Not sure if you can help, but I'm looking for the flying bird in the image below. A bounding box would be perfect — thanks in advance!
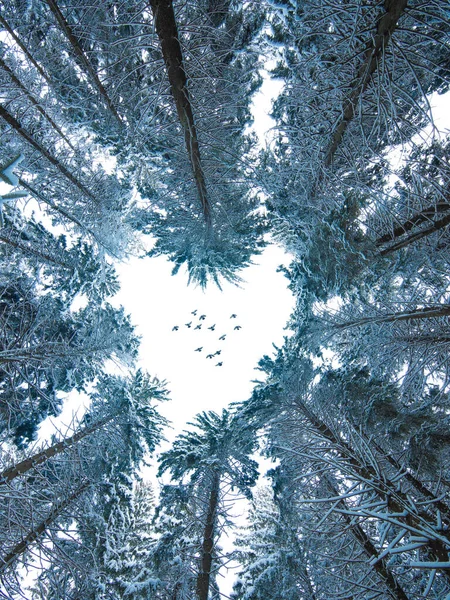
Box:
[214,350,222,356]
[199,314,206,321]
[191,309,198,316]
[194,324,202,330]
[219,334,226,341]
[172,326,179,331]
[208,324,216,331]
[195,347,203,352]
[206,353,214,359]
[234,325,242,330]
[216,362,223,367]
[230,314,237,319]
[185,322,192,328]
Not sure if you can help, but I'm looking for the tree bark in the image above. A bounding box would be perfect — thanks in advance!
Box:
[0,229,73,269]
[0,104,95,200]
[379,212,450,255]
[0,15,51,85]
[324,0,408,167]
[294,398,450,575]
[376,201,450,246]
[196,469,220,600]
[323,474,410,600]
[332,305,450,330]
[0,415,113,484]
[370,438,450,528]
[149,0,211,226]
[0,57,74,149]
[44,0,122,124]
[18,178,104,248]
[0,480,89,573]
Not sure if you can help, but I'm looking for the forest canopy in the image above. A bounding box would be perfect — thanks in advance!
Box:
[1,0,450,598]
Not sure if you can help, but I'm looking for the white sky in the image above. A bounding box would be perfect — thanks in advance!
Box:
[112,243,295,438]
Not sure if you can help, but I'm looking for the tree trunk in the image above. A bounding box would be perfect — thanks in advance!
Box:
[376,201,450,246]
[0,57,74,149]
[331,305,450,330]
[323,474,410,600]
[196,469,220,600]
[44,0,122,124]
[293,397,450,575]
[0,415,114,484]
[0,229,73,269]
[369,437,450,528]
[0,104,95,200]
[149,0,211,226]
[0,480,90,573]
[18,178,104,248]
[0,15,51,85]
[379,212,450,255]
[324,0,408,167]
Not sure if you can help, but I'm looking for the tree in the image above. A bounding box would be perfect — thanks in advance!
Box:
[232,485,317,600]
[0,371,168,598]
[158,410,259,600]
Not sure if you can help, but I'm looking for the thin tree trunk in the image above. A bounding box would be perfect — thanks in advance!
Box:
[379,212,450,255]
[324,0,408,167]
[0,57,74,149]
[323,474,410,600]
[332,305,450,330]
[0,15,51,85]
[196,469,220,600]
[18,178,103,248]
[376,201,450,246]
[0,104,95,200]
[0,230,73,269]
[370,438,450,528]
[0,480,90,573]
[44,0,122,124]
[149,0,211,226]
[293,398,450,574]
[0,415,114,484]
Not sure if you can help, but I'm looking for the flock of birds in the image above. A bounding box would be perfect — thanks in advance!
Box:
[172,310,242,367]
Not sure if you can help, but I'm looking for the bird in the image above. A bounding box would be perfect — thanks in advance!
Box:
[234,325,242,330]
[230,314,237,319]
[172,325,179,331]
[208,324,216,331]
[191,309,198,316]
[185,322,192,328]
[219,334,226,341]
[199,314,206,321]
[194,324,202,330]
[195,347,203,352]
[206,353,214,359]
[214,350,222,356]
[216,362,223,367]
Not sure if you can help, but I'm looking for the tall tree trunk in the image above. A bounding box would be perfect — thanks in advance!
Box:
[0,480,89,573]
[323,474,411,600]
[1,415,114,484]
[379,212,450,255]
[44,0,122,124]
[149,0,211,226]
[376,200,450,246]
[0,104,95,200]
[293,397,450,575]
[18,178,106,250]
[0,15,51,85]
[0,229,72,269]
[196,469,220,600]
[331,305,450,330]
[324,0,408,167]
[0,57,74,149]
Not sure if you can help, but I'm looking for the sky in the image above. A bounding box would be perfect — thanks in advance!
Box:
[112,242,295,440]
